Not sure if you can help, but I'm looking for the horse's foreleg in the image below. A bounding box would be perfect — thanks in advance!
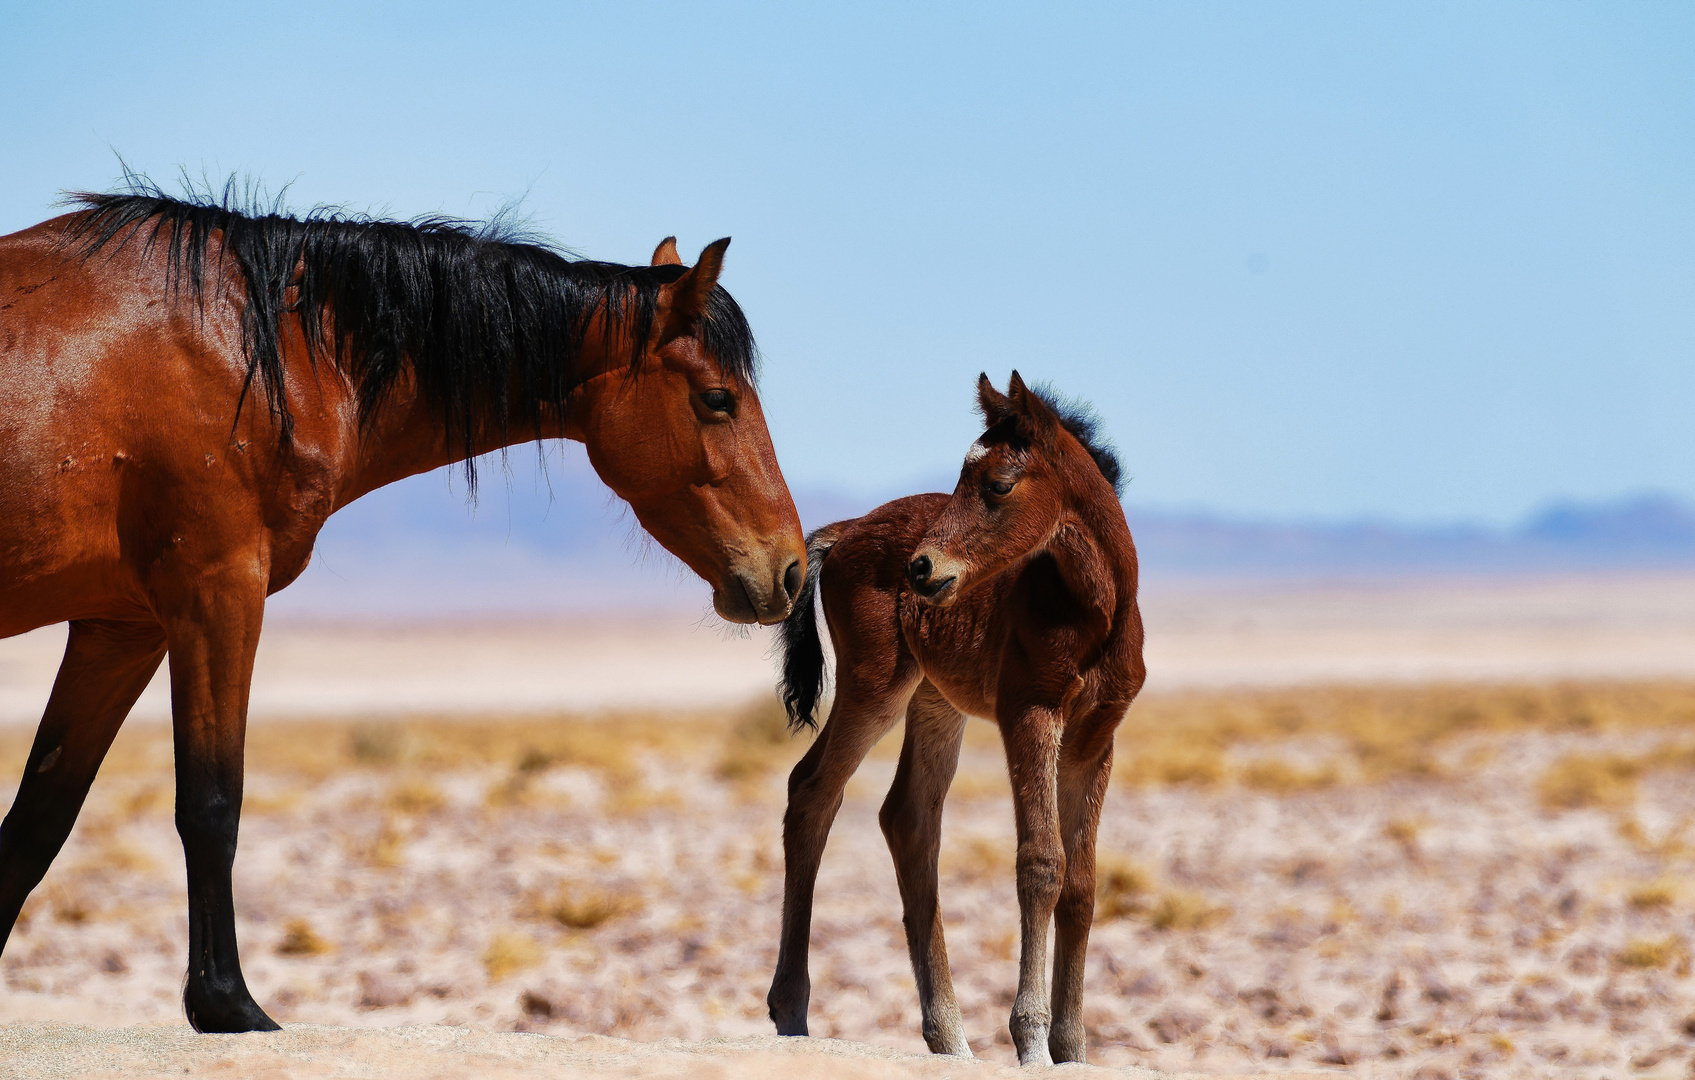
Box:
[1000,705,1064,1066]
[1048,737,1114,1064]
[0,620,167,946]
[768,673,915,1037]
[879,682,970,1056]
[159,567,278,1033]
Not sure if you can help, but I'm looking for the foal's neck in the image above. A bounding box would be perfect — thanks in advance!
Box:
[1043,484,1137,640]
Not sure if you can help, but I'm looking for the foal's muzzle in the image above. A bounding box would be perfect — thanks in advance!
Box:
[907,553,957,604]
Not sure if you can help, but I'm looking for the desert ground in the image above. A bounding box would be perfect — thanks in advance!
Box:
[1,572,1694,1078]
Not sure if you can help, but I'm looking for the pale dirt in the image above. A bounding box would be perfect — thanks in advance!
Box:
[0,1022,1330,1079]
[6,708,1695,1076]
[0,1023,1180,1080]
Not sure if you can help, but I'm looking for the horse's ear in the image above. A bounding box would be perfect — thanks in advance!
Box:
[977,372,1015,425]
[651,236,682,266]
[660,237,730,340]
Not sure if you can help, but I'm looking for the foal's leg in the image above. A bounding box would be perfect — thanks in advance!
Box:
[1048,732,1115,1064]
[878,681,970,1056]
[158,565,278,1033]
[1000,704,1065,1066]
[0,620,167,946]
[768,667,919,1036]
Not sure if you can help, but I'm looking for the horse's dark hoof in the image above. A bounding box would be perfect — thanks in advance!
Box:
[184,983,281,1033]
[767,990,810,1037]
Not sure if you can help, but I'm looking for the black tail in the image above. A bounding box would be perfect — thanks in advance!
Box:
[778,525,844,731]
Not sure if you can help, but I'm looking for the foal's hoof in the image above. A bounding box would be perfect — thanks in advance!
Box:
[1011,1019,1054,1066]
[184,982,282,1033]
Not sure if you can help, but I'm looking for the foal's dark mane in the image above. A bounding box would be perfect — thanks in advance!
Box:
[62,180,757,486]
[983,384,1124,497]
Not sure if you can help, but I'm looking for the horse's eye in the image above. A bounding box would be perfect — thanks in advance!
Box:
[700,389,735,415]
[986,479,1014,497]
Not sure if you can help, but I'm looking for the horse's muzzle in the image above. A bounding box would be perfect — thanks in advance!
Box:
[714,554,804,625]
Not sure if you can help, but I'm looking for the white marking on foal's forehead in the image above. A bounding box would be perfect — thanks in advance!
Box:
[963,441,989,465]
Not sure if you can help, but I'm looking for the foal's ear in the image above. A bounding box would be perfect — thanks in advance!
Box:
[659,237,731,340]
[651,236,682,266]
[1006,370,1059,431]
[1007,370,1033,411]
[976,372,1015,425]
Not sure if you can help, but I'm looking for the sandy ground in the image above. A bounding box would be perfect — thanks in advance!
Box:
[1,572,1691,724]
[0,1023,1322,1079]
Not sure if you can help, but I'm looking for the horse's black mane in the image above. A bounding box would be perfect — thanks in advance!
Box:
[62,178,757,490]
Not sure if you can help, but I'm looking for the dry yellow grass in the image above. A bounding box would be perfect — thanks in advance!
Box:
[74,838,156,875]
[1537,753,1642,811]
[1116,741,1227,787]
[242,788,304,816]
[0,680,1687,929]
[941,836,1012,883]
[1240,758,1340,792]
[0,706,748,789]
[713,699,804,789]
[1628,880,1678,909]
[386,777,448,815]
[482,933,542,980]
[537,885,642,930]
[347,816,407,868]
[947,769,1011,800]
[1614,936,1685,970]
[1383,818,1425,848]
[1095,855,1154,920]
[274,918,332,957]
[1113,682,1695,790]
[1148,889,1229,931]
[1094,855,1225,931]
[44,885,92,925]
[605,783,683,816]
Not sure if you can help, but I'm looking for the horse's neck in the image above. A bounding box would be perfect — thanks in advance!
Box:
[329,330,617,507]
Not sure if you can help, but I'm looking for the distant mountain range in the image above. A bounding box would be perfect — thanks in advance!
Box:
[1129,493,1695,579]
[269,448,1695,617]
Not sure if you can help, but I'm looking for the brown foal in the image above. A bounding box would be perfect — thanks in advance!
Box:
[767,372,1145,1065]
[0,187,803,1032]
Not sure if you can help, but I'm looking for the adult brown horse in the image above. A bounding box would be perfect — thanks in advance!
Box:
[768,373,1144,1065]
[0,184,804,1032]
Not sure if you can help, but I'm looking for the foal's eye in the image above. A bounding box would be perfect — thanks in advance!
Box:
[986,479,1014,497]
[700,389,735,415]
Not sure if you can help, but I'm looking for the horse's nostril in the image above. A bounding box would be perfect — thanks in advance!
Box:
[908,555,932,587]
[783,559,803,602]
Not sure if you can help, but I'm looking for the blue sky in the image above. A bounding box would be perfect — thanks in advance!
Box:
[3,2,1690,524]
